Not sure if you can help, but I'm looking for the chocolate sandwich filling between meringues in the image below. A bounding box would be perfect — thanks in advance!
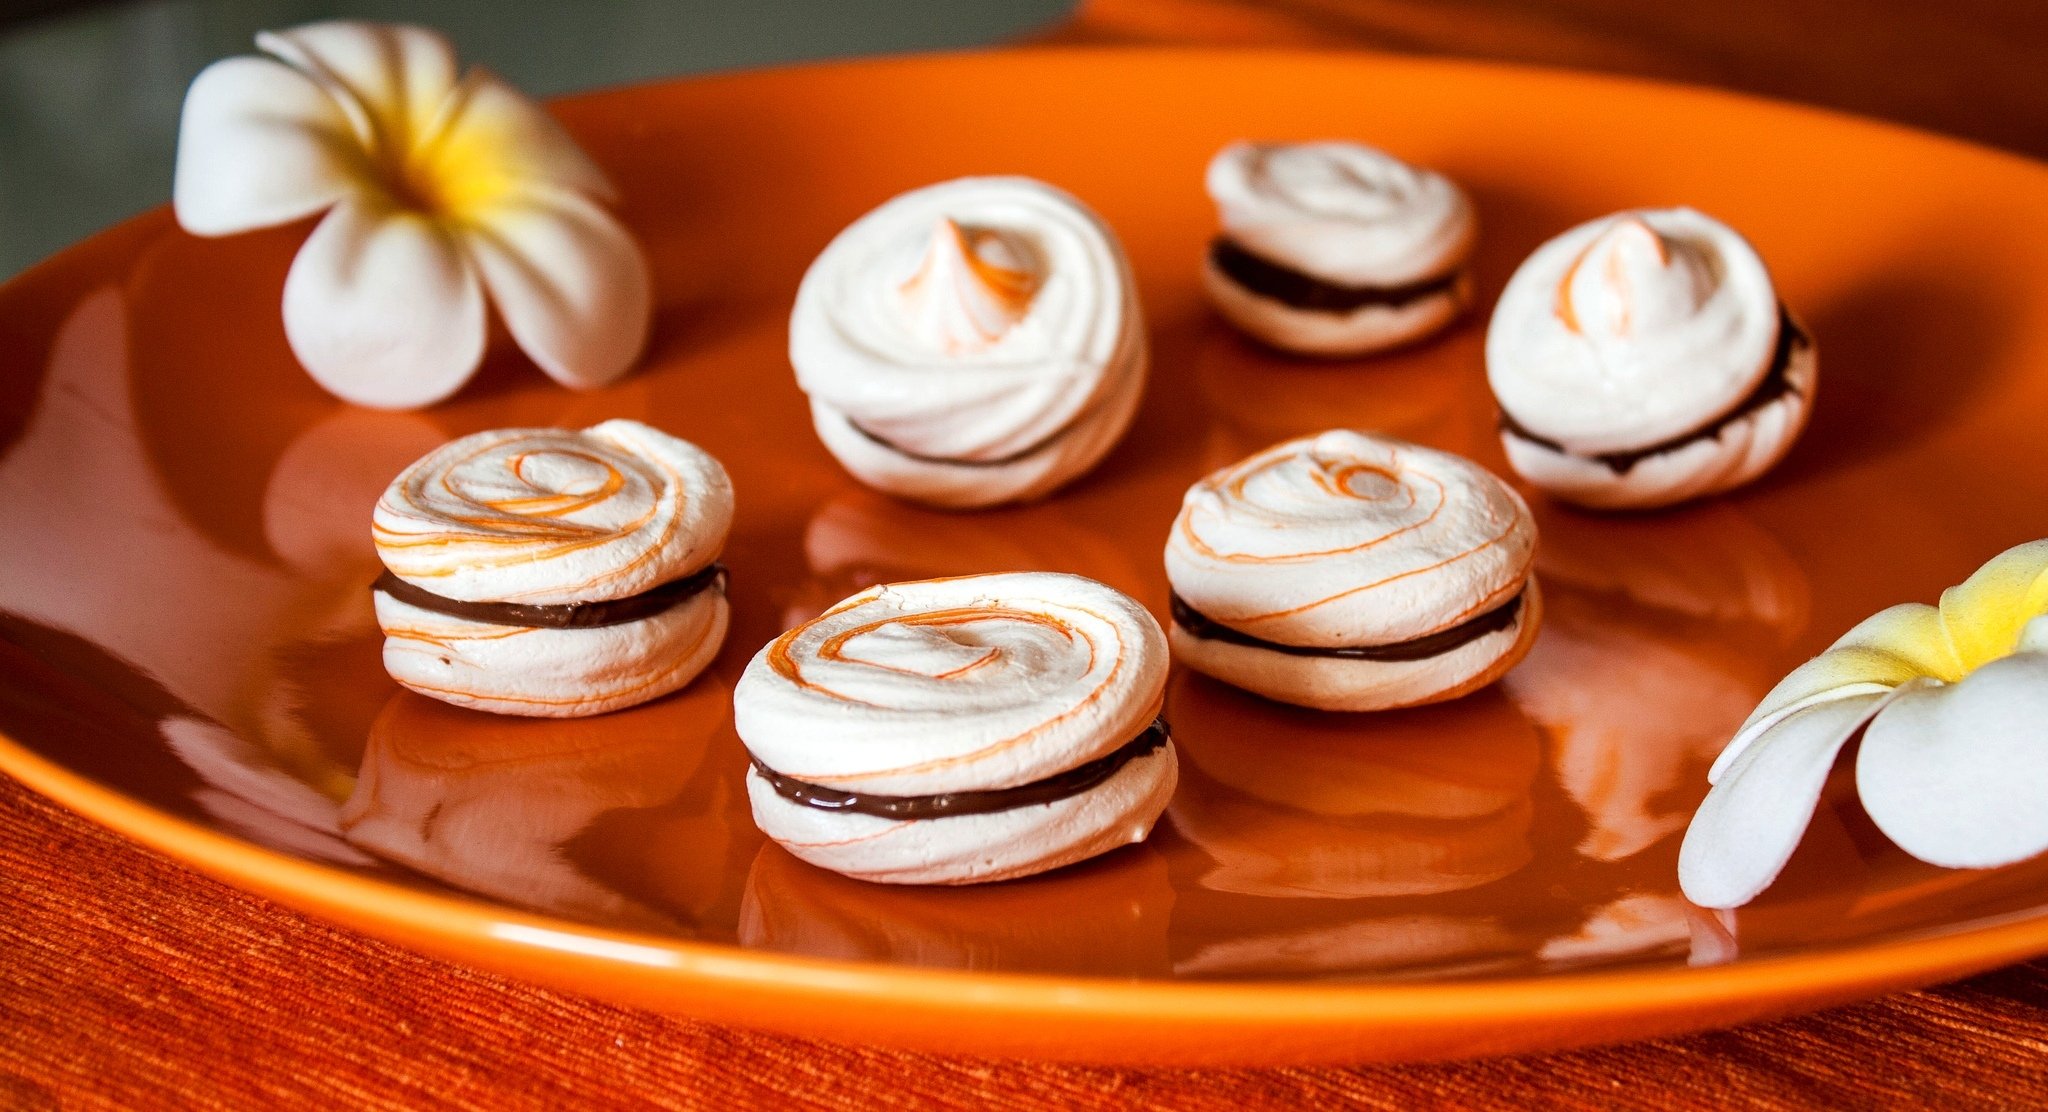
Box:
[753,718,1171,819]
[371,562,728,629]
[1171,590,1525,661]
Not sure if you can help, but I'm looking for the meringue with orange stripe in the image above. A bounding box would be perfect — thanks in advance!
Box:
[173,21,650,409]
[1165,430,1540,711]
[1487,207,1817,509]
[790,177,1147,509]
[371,420,733,717]
[735,572,1176,885]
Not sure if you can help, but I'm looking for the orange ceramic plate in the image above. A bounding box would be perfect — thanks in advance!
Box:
[5,48,2048,1067]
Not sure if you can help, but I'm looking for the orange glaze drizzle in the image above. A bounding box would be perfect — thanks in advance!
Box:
[1181,453,1446,564]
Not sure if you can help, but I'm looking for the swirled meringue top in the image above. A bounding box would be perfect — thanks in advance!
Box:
[735,572,1167,796]
[790,177,1139,462]
[1166,430,1534,647]
[1487,207,1781,453]
[1207,141,1475,287]
[372,419,733,606]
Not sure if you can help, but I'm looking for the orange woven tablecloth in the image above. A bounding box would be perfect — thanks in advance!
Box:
[10,3,2048,1106]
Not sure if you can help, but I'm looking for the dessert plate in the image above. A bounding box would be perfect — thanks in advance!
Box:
[6,48,2048,1067]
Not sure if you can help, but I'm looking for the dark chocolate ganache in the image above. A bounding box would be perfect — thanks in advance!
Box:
[752,718,1171,819]
[1209,237,1464,312]
[1499,304,1810,476]
[371,562,727,630]
[848,414,1078,469]
[1170,590,1525,661]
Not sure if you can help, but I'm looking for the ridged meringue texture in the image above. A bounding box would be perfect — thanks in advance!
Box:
[1165,430,1541,711]
[735,572,1176,885]
[1203,141,1477,356]
[172,21,650,409]
[1680,539,2048,909]
[790,177,1148,509]
[371,419,734,717]
[1488,207,1817,509]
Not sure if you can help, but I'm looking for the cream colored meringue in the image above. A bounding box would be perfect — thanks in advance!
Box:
[790,177,1147,509]
[1165,430,1538,710]
[1167,430,1534,646]
[371,420,733,717]
[374,586,727,718]
[1489,209,1781,454]
[736,572,1174,885]
[1208,141,1474,288]
[372,419,732,605]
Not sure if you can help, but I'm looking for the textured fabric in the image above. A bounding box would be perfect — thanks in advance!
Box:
[4,776,2048,1108]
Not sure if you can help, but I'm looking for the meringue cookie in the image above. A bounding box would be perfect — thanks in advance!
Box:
[790,177,1148,509]
[371,420,734,717]
[735,571,1176,885]
[1203,141,1476,356]
[1164,430,1540,711]
[1487,207,1817,509]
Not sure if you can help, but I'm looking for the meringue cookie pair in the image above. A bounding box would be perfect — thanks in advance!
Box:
[791,177,1147,510]
[1166,430,1541,712]
[371,420,733,717]
[1488,207,1818,510]
[1204,141,1477,357]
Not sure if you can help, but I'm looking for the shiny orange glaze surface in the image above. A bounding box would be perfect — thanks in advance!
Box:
[3,49,2048,1065]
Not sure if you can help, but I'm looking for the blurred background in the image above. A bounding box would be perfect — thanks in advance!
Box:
[0,0,2041,278]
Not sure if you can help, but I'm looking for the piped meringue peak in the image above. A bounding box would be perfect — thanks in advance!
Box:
[1202,141,1477,357]
[736,572,1177,885]
[1489,207,1816,510]
[370,420,735,718]
[893,218,1042,355]
[791,176,1147,509]
[1165,431,1541,711]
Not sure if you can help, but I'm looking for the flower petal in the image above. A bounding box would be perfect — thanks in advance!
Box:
[1858,652,2048,869]
[281,196,485,409]
[416,68,615,208]
[1678,692,1889,908]
[172,56,363,235]
[462,189,649,389]
[1938,539,2048,672]
[255,21,458,155]
[1712,602,1951,782]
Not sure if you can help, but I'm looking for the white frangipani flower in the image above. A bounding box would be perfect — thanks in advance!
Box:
[172,21,650,409]
[1680,539,2048,908]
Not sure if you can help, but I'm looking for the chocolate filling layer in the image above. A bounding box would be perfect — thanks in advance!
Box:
[1171,590,1525,661]
[752,718,1170,819]
[1210,237,1463,312]
[1499,304,1810,476]
[371,562,727,630]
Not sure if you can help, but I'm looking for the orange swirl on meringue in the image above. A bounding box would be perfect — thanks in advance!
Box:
[1165,430,1540,712]
[894,218,1040,355]
[373,420,731,606]
[736,571,1176,885]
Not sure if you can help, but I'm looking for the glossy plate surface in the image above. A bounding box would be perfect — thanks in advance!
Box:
[5,48,2048,1066]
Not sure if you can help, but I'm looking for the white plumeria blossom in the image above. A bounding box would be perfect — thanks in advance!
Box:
[173,21,650,409]
[1680,539,2048,908]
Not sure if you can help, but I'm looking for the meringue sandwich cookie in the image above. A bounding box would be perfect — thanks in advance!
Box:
[1165,430,1541,712]
[1487,207,1818,510]
[790,177,1147,509]
[736,572,1177,885]
[1203,141,1477,357]
[371,419,735,718]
